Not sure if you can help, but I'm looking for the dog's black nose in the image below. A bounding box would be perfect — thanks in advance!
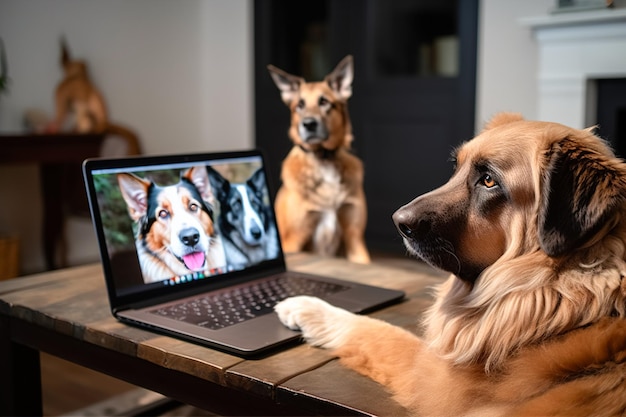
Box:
[302,118,318,132]
[251,226,262,240]
[392,209,430,239]
[179,227,200,247]
[392,209,411,239]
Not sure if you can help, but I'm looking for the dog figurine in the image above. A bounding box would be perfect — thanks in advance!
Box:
[207,166,280,267]
[276,113,626,415]
[267,55,370,264]
[49,37,140,155]
[118,166,226,283]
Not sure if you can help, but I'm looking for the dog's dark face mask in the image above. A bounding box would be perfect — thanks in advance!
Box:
[392,162,508,283]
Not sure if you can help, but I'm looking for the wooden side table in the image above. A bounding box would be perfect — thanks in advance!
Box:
[0,133,105,270]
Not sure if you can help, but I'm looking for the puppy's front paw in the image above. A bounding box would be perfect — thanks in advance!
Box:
[275,296,354,349]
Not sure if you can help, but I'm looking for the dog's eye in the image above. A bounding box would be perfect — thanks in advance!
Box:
[158,209,169,219]
[296,99,305,110]
[189,203,199,212]
[479,174,498,189]
[318,96,329,106]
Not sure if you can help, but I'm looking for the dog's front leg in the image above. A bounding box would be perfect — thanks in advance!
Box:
[277,214,315,254]
[275,296,419,388]
[338,201,370,264]
[275,188,312,253]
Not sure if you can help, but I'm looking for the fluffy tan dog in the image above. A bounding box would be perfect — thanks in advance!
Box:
[267,55,370,264]
[49,38,140,155]
[276,113,626,416]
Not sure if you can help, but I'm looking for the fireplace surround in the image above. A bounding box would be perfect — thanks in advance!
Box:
[521,8,626,138]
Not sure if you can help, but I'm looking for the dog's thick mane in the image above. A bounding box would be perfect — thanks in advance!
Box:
[424,248,626,372]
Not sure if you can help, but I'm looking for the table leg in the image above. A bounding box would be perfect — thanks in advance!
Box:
[39,164,65,270]
[0,316,43,416]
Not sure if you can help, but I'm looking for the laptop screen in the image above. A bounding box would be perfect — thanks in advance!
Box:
[83,150,285,309]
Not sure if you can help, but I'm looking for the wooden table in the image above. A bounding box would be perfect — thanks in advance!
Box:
[0,253,447,416]
[0,133,105,270]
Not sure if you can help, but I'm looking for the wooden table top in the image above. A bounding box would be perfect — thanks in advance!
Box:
[0,253,447,416]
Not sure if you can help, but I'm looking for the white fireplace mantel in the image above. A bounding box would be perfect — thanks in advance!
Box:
[520,8,626,128]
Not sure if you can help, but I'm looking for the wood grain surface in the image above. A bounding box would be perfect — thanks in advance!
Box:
[1,253,447,416]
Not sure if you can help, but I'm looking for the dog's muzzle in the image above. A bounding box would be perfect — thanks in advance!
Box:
[299,117,328,144]
[392,206,461,275]
[393,200,484,282]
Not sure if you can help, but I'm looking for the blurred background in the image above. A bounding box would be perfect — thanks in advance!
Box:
[1,0,624,274]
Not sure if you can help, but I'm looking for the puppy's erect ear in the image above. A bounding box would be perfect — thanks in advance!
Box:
[267,65,305,105]
[539,137,626,257]
[325,55,353,101]
[117,173,151,222]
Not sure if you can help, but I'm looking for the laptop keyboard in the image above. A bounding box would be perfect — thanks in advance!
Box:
[150,274,350,330]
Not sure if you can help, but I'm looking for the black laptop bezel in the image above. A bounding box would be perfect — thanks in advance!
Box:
[83,149,287,312]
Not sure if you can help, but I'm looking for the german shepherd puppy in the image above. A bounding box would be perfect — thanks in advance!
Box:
[277,113,626,415]
[207,166,280,267]
[118,166,226,283]
[267,55,370,264]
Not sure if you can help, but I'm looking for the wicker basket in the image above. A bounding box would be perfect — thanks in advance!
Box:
[0,236,19,280]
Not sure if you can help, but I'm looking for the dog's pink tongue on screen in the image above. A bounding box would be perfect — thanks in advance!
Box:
[183,252,205,270]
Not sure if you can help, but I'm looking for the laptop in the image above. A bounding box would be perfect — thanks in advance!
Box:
[83,149,404,357]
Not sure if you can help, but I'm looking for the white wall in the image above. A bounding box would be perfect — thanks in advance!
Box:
[0,0,253,152]
[476,0,553,130]
[0,0,253,273]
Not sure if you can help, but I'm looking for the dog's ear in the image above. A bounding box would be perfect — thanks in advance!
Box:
[206,166,229,200]
[60,36,71,68]
[267,65,305,106]
[483,112,524,131]
[117,173,150,222]
[325,55,353,101]
[183,166,214,204]
[247,168,266,199]
[539,137,626,257]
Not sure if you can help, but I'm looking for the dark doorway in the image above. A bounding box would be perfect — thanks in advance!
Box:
[254,0,478,254]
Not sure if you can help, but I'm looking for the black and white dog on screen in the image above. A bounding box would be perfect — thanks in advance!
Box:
[207,166,280,267]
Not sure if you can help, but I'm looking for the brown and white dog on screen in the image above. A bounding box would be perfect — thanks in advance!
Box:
[276,113,626,416]
[267,55,370,264]
[118,167,226,283]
